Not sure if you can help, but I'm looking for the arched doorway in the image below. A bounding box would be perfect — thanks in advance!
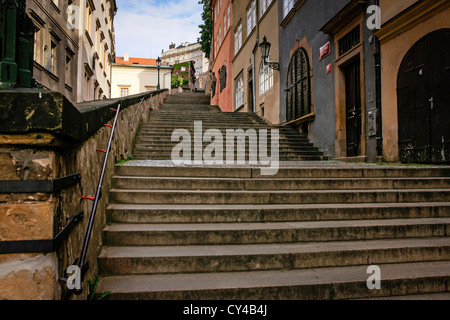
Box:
[397,29,450,163]
[286,48,311,125]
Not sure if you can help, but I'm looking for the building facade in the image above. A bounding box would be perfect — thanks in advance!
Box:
[277,0,380,160]
[232,0,281,125]
[161,42,209,77]
[210,0,233,112]
[26,0,117,103]
[375,0,450,163]
[111,54,173,98]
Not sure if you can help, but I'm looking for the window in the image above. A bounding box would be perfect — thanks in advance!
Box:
[65,54,72,86]
[33,28,41,63]
[228,5,231,31]
[43,45,49,69]
[261,0,272,16]
[261,0,267,16]
[85,4,93,36]
[224,11,227,34]
[84,73,91,101]
[259,59,273,95]
[339,26,360,56]
[220,65,227,92]
[215,3,218,21]
[51,0,59,10]
[121,87,129,97]
[247,0,256,36]
[50,41,57,74]
[283,0,294,18]
[235,74,244,109]
[286,48,311,122]
[234,22,242,55]
[95,26,100,52]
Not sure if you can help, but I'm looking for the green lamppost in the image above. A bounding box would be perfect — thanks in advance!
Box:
[0,0,35,88]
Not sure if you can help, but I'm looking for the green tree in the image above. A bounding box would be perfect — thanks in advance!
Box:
[198,0,212,60]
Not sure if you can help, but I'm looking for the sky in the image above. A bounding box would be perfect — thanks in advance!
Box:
[114,0,204,59]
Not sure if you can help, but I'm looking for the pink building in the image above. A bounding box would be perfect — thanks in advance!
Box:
[210,0,233,112]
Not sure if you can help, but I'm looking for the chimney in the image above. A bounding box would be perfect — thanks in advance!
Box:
[169,43,175,49]
[124,52,129,61]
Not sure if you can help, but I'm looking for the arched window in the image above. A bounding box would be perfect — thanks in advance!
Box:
[286,47,311,122]
[259,59,273,95]
[235,75,244,109]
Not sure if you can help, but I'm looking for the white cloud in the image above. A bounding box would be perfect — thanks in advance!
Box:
[114,0,203,58]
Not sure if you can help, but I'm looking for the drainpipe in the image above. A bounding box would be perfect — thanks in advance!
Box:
[252,51,256,113]
[251,0,260,114]
[373,0,383,157]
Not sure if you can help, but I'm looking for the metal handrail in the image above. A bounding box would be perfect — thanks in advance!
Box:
[129,95,153,132]
[62,103,121,300]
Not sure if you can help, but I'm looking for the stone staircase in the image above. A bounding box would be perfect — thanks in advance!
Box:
[96,92,450,300]
[132,92,324,161]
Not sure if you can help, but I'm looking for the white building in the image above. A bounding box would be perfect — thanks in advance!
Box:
[27,0,117,103]
[161,42,208,77]
[111,54,173,98]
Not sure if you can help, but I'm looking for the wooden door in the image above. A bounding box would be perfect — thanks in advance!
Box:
[345,59,362,157]
[397,29,450,163]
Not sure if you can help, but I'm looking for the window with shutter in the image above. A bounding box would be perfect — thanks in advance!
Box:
[286,48,311,122]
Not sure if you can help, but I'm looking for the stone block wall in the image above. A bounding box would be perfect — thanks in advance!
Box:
[0,89,168,300]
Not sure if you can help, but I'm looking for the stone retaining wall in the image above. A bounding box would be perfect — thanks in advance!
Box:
[0,89,168,300]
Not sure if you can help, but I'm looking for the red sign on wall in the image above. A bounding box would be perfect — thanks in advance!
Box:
[320,42,331,60]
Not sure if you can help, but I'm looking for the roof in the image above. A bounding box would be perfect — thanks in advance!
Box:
[115,57,157,65]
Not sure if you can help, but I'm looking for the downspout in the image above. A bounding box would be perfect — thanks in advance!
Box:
[373,0,383,157]
[252,0,260,114]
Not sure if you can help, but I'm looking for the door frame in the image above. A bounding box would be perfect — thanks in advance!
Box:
[334,16,366,159]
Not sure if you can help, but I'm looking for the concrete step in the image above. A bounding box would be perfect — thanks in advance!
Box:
[139,124,299,130]
[136,136,311,143]
[147,118,266,124]
[113,165,450,178]
[97,261,450,300]
[109,188,450,205]
[106,202,450,224]
[363,292,450,300]
[160,104,218,110]
[134,144,315,152]
[111,176,450,191]
[133,155,324,161]
[134,144,318,150]
[133,148,322,156]
[150,112,259,117]
[137,132,309,140]
[132,155,324,161]
[150,115,265,120]
[139,126,284,131]
[103,218,450,246]
[98,238,450,275]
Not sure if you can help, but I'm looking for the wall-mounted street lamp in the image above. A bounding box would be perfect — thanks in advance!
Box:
[259,36,279,71]
[156,56,161,90]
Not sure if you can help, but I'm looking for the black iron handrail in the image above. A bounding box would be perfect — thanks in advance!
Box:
[62,103,121,300]
[129,94,153,132]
